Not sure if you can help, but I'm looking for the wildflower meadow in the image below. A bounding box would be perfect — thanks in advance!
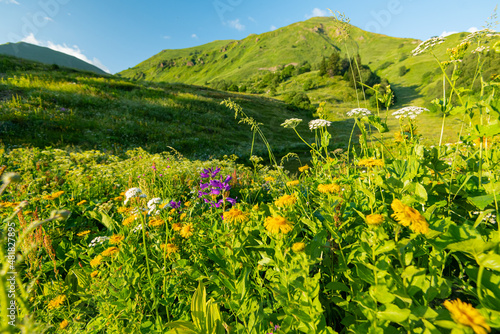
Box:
[1,13,500,334]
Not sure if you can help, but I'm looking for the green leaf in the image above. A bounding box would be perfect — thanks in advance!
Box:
[165,321,199,334]
[191,282,206,331]
[377,304,411,324]
[369,285,395,304]
[468,195,495,211]
[477,253,500,271]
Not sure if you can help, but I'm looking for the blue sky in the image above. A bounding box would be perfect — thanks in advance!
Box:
[0,0,497,73]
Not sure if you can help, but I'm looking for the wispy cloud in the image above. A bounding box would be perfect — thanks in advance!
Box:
[248,16,256,23]
[0,0,20,5]
[228,18,245,31]
[467,27,479,33]
[270,25,277,31]
[305,8,327,19]
[163,35,171,39]
[44,16,54,22]
[191,34,198,39]
[21,33,110,73]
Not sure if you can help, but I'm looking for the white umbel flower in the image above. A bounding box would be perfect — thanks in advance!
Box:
[89,236,110,248]
[308,119,332,131]
[281,118,303,128]
[347,108,372,117]
[147,197,162,215]
[124,187,146,205]
[392,106,428,119]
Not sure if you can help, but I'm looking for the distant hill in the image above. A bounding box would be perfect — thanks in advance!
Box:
[0,42,107,75]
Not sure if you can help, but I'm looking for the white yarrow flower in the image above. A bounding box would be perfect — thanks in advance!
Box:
[147,197,162,214]
[124,187,146,205]
[347,108,372,117]
[308,119,332,130]
[412,37,445,56]
[393,106,428,119]
[89,236,110,248]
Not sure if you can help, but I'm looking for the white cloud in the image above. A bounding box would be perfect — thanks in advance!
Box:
[439,30,458,37]
[44,16,54,22]
[163,35,171,39]
[248,16,256,23]
[270,25,277,31]
[21,33,110,73]
[228,18,245,31]
[191,34,198,39]
[0,0,20,5]
[306,8,327,19]
[467,27,479,33]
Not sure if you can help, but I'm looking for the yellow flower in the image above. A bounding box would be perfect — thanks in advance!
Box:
[59,319,69,329]
[77,230,91,237]
[317,183,341,194]
[42,190,65,200]
[149,218,165,227]
[358,157,384,167]
[90,270,99,278]
[122,214,137,226]
[264,216,293,234]
[90,255,103,268]
[391,199,429,234]
[160,243,179,256]
[179,213,187,220]
[252,204,259,211]
[48,295,66,309]
[394,132,407,143]
[264,176,275,182]
[366,214,385,226]
[113,196,123,201]
[444,299,491,334]
[286,180,300,187]
[274,194,297,207]
[172,222,182,231]
[223,207,249,224]
[180,223,194,238]
[298,165,309,172]
[101,246,119,257]
[292,242,306,252]
[109,234,124,244]
[184,201,192,207]
[117,206,132,214]
[169,208,176,215]
[77,200,87,206]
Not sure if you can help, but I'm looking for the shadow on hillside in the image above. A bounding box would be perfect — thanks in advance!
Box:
[391,84,423,106]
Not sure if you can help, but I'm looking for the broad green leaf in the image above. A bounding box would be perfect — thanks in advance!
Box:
[165,321,199,334]
[191,282,206,331]
[377,304,411,324]
[369,285,395,304]
[477,253,500,271]
[468,195,495,211]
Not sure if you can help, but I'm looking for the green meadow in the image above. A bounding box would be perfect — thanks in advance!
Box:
[0,16,499,334]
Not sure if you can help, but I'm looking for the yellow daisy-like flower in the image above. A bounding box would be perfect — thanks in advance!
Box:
[292,242,306,252]
[264,176,275,182]
[264,216,293,234]
[274,194,297,207]
[109,234,124,245]
[317,183,341,194]
[122,214,137,226]
[298,165,309,172]
[184,201,192,207]
[90,255,103,268]
[443,299,491,334]
[149,218,165,227]
[172,222,182,231]
[180,223,194,238]
[113,196,123,201]
[59,319,69,329]
[42,190,65,200]
[48,295,66,309]
[223,207,249,224]
[160,243,179,256]
[391,199,429,234]
[117,206,132,214]
[77,200,87,206]
[101,246,119,257]
[286,180,300,187]
[90,270,99,278]
[77,230,91,237]
[358,157,384,168]
[169,208,176,215]
[365,214,385,226]
[179,213,187,221]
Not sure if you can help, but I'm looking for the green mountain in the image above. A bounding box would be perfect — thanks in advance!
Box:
[0,42,107,75]
[119,17,499,109]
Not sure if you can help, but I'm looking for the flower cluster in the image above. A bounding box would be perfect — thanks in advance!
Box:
[347,108,372,117]
[308,119,332,130]
[472,46,490,54]
[391,199,429,234]
[412,36,445,56]
[358,157,384,168]
[392,106,428,120]
[88,236,110,248]
[443,299,490,334]
[147,197,162,215]
[124,187,147,205]
[281,118,303,129]
[198,167,236,208]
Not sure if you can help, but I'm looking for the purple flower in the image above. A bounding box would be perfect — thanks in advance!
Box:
[169,200,181,209]
[200,167,220,178]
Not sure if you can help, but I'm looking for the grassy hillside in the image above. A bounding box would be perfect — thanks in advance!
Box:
[0,54,326,160]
